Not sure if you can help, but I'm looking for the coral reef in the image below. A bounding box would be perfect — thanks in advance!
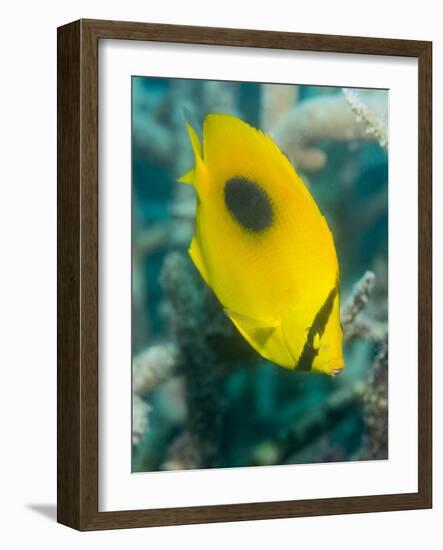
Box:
[266,90,388,171]
[252,385,361,465]
[160,253,223,468]
[131,79,389,472]
[160,253,245,468]
[358,337,388,460]
[248,271,388,466]
[133,263,388,468]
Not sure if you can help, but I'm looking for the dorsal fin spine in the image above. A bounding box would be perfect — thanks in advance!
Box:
[178,121,205,186]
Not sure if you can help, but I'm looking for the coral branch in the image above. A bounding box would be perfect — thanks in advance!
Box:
[133,343,179,397]
[357,337,388,460]
[162,433,199,471]
[340,270,387,345]
[261,84,298,132]
[133,222,172,257]
[131,343,179,445]
[253,386,361,466]
[341,271,377,340]
[271,93,387,171]
[344,313,387,342]
[253,334,388,466]
[161,252,226,468]
[132,395,151,445]
[343,88,388,150]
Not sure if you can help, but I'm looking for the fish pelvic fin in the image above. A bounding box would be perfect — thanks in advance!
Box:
[178,120,204,185]
[225,310,294,368]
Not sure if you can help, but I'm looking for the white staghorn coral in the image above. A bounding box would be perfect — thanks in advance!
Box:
[340,271,387,343]
[341,271,376,327]
[132,343,179,445]
[270,92,388,172]
[342,88,388,150]
[133,343,178,396]
[132,395,151,445]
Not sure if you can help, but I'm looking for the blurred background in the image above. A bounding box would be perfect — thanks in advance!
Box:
[131,77,388,472]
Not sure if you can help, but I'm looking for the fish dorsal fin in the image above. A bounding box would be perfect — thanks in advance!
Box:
[189,237,209,284]
[202,113,294,182]
[225,309,294,368]
[185,120,202,159]
[178,120,204,185]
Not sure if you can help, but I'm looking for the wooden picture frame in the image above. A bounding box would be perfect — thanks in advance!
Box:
[57,18,432,531]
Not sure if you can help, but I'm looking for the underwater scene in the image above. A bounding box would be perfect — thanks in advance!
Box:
[132,77,388,472]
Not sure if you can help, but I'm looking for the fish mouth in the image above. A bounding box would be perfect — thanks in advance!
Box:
[330,367,343,377]
[323,358,344,377]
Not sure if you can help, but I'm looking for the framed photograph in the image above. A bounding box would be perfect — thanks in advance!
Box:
[57,19,432,530]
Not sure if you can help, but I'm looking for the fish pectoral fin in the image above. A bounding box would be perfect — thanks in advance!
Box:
[226,309,295,368]
[189,238,209,285]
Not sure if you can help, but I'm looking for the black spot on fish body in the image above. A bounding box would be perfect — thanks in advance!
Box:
[224,177,273,232]
[296,283,338,371]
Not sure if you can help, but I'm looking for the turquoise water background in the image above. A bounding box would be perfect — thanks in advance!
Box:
[132,77,388,472]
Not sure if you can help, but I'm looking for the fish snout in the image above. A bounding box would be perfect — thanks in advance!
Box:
[330,367,343,377]
[325,357,344,377]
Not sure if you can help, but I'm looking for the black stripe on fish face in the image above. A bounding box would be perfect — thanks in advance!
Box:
[297,283,338,371]
[224,177,274,232]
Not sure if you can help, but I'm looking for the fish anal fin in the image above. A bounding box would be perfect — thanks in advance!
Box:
[189,238,209,285]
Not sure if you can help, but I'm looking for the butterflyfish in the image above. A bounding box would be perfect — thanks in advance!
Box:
[179,113,344,376]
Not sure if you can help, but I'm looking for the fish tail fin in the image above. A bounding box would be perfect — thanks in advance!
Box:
[178,119,205,186]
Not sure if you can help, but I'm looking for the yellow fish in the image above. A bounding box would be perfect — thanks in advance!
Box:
[179,113,344,376]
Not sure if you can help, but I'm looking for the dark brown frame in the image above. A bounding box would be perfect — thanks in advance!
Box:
[57,18,432,531]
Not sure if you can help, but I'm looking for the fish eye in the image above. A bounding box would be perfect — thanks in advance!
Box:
[312,332,321,351]
[306,328,321,352]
